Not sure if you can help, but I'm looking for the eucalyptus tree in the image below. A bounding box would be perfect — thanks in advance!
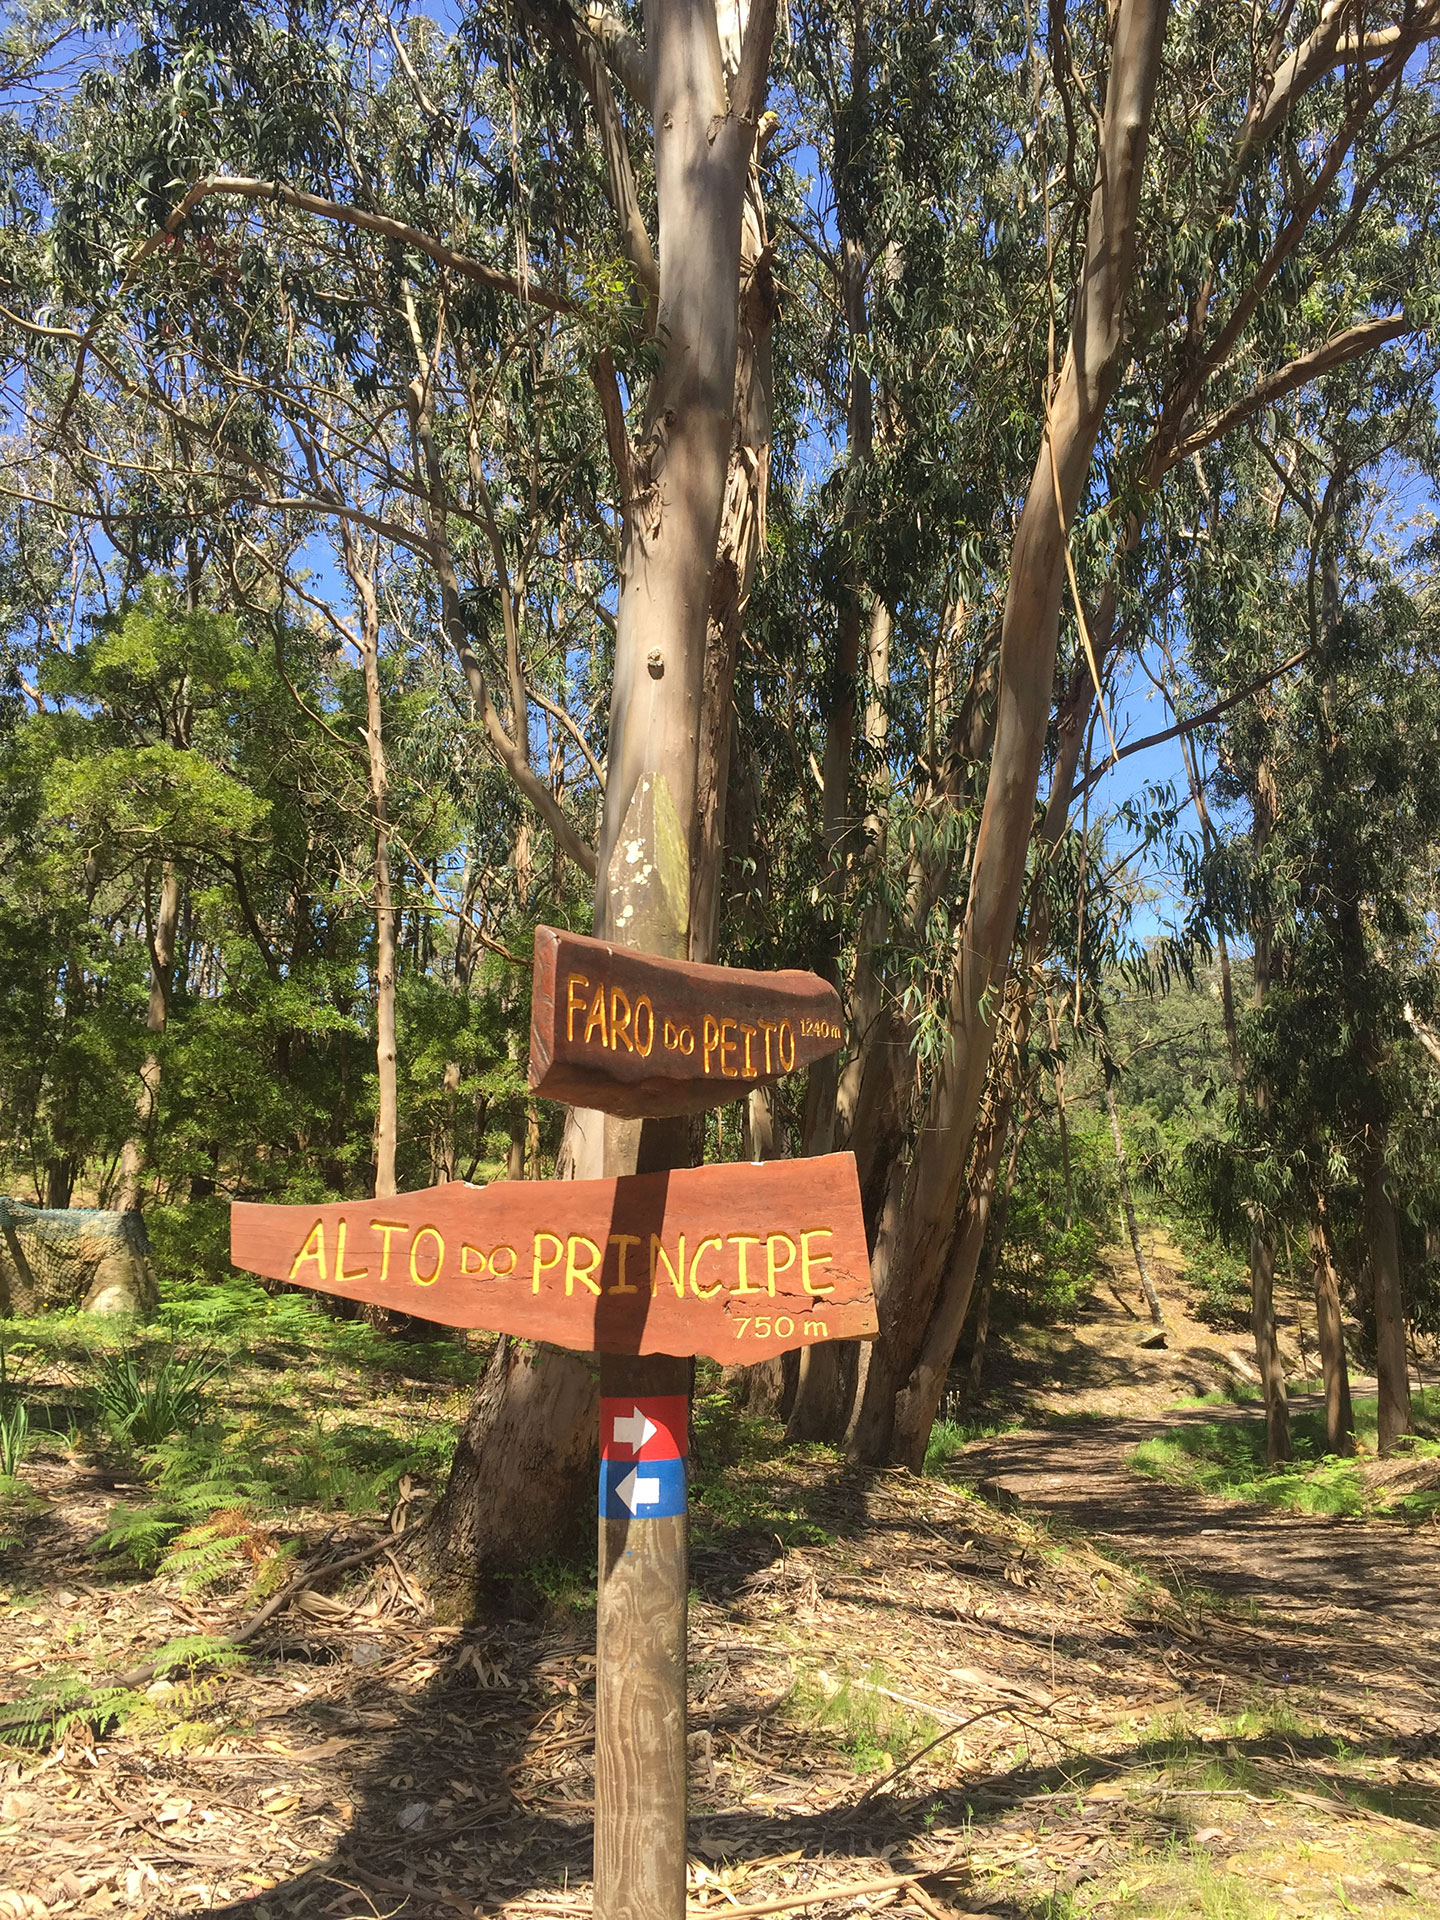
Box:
[1171,387,1440,1457]
[774,0,1440,1463]
[4,0,1440,1556]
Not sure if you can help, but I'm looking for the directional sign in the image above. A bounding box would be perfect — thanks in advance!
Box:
[600,1455,687,1519]
[612,1406,656,1452]
[229,1153,876,1362]
[601,1395,687,1459]
[528,925,844,1116]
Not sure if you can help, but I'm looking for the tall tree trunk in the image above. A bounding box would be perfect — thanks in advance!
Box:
[1309,1196,1354,1456]
[1365,1128,1411,1456]
[116,858,181,1213]
[1105,1082,1165,1333]
[359,569,398,1201]
[849,0,1169,1462]
[1249,1226,1291,1466]
[965,1272,994,1406]
[889,1084,1021,1470]
[1246,755,1291,1462]
[407,0,777,1605]
[406,1331,601,1616]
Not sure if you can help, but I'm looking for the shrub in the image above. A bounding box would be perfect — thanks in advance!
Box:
[94,1344,221,1447]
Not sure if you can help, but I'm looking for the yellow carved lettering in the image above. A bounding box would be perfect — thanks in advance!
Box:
[289,1221,327,1284]
[610,988,634,1052]
[720,1018,739,1077]
[370,1219,408,1283]
[410,1226,444,1286]
[758,1020,776,1073]
[702,1013,721,1073]
[801,1227,835,1297]
[335,1219,366,1283]
[650,1232,687,1299]
[690,1235,724,1298]
[607,1232,641,1293]
[741,1024,756,1075]
[634,995,655,1057]
[461,1243,486,1276]
[584,983,608,1047]
[778,1021,796,1072]
[728,1233,764,1296]
[532,1231,564,1293]
[766,1233,797,1296]
[565,1234,604,1295]
[566,973,590,1042]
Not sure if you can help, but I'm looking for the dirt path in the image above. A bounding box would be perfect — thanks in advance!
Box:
[958,1412,1440,1743]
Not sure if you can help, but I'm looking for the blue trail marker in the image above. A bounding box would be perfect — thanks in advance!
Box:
[599,1454,687,1519]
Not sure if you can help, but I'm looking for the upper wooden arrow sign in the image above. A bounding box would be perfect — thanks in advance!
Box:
[528,925,843,1116]
[230,1154,876,1361]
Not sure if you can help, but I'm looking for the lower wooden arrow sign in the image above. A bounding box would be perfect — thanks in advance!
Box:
[230,1153,876,1362]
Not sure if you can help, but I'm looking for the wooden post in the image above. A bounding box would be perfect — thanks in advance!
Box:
[595,772,693,1920]
[596,1351,690,1920]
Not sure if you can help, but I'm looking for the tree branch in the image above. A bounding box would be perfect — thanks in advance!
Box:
[404,374,598,880]
[1168,313,1413,467]
[733,0,779,129]
[1068,648,1312,806]
[165,177,576,316]
[530,1,658,306]
[580,4,652,112]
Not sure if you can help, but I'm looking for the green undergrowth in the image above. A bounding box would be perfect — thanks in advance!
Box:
[794,1659,942,1774]
[924,1413,1025,1471]
[1131,1390,1440,1519]
[0,1274,483,1585]
[687,1370,839,1550]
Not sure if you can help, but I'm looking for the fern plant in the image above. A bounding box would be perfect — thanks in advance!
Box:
[96,1474,254,1572]
[159,1506,275,1592]
[0,1637,244,1749]
[0,1670,149,1748]
[0,1335,33,1474]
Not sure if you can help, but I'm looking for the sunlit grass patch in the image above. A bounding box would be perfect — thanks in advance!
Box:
[1130,1398,1440,1520]
[0,1274,480,1584]
[924,1413,1024,1472]
[795,1661,942,1774]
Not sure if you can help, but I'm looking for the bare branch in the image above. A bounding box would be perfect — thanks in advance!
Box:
[733,0,779,130]
[1168,313,1413,468]
[166,176,576,316]
[1068,648,1313,807]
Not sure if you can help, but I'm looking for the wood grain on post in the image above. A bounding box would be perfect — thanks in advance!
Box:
[595,1351,689,1920]
[595,772,694,1920]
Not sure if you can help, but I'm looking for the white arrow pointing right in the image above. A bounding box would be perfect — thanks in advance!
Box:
[615,1466,661,1513]
[612,1406,658,1453]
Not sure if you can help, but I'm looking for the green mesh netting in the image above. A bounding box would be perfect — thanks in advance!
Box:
[0,1201,157,1316]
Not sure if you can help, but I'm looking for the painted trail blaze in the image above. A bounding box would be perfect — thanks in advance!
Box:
[229,1153,875,1361]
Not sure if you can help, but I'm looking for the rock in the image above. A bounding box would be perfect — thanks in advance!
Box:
[1138,1328,1168,1349]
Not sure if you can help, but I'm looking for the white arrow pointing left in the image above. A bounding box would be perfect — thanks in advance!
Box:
[615,1466,661,1513]
[612,1406,658,1453]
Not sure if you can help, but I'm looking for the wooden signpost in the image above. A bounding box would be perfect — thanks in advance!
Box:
[529,924,844,1115]
[230,1154,876,1361]
[229,931,873,1920]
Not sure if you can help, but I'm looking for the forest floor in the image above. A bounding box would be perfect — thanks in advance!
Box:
[3,1242,1440,1920]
